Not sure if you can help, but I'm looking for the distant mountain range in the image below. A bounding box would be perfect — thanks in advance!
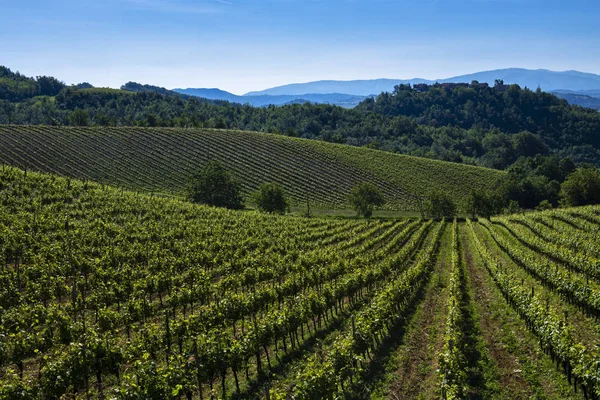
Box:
[173,88,367,108]
[244,69,600,96]
[242,79,409,98]
[551,92,600,110]
[173,68,600,109]
[552,89,600,98]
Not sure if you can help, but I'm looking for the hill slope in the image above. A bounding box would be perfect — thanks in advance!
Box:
[2,168,600,398]
[3,65,600,166]
[0,126,504,210]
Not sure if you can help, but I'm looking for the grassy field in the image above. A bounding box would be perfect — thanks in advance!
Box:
[0,125,505,211]
[0,167,599,399]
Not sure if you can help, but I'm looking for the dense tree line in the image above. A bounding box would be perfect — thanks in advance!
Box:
[0,66,65,101]
[1,66,600,168]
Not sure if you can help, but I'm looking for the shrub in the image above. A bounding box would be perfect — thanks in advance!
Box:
[253,183,289,214]
[535,199,553,211]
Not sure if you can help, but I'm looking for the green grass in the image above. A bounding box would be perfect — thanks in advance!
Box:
[0,126,505,211]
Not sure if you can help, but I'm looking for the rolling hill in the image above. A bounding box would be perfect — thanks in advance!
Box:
[0,126,504,211]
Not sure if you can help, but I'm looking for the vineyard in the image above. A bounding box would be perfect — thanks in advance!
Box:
[0,166,599,399]
[0,126,504,211]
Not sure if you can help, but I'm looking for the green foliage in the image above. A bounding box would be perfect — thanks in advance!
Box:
[0,167,418,398]
[466,189,503,219]
[253,182,289,214]
[503,200,521,215]
[0,126,504,211]
[560,167,600,206]
[0,66,66,102]
[511,131,550,158]
[359,84,600,166]
[439,219,468,399]
[187,160,243,209]
[2,65,600,167]
[468,217,600,399]
[5,166,600,399]
[535,199,553,211]
[37,76,65,97]
[500,155,575,209]
[69,108,89,126]
[425,190,457,219]
[348,182,385,218]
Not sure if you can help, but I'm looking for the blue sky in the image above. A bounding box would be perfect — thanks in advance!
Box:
[2,0,599,94]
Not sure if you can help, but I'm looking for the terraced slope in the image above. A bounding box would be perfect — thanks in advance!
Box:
[0,125,504,210]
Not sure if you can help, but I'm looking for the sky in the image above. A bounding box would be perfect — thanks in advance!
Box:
[2,0,600,94]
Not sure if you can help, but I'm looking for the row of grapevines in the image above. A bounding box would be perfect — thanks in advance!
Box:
[494,217,600,280]
[468,219,600,399]
[30,221,429,399]
[0,166,419,398]
[507,213,600,259]
[480,219,600,318]
[284,220,445,399]
[439,219,467,399]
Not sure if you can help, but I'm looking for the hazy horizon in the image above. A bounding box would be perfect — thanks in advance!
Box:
[3,0,599,95]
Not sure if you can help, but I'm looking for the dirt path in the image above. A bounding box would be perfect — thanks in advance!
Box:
[371,223,452,400]
[463,222,582,400]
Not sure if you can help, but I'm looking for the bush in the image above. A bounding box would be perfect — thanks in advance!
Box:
[253,183,289,214]
[560,167,600,206]
[425,190,457,220]
[348,183,385,218]
[187,160,243,209]
[535,199,553,211]
[504,200,521,215]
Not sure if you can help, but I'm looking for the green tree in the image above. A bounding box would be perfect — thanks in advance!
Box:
[425,190,457,219]
[187,160,243,209]
[348,183,385,218]
[70,108,89,126]
[36,76,65,96]
[511,131,549,158]
[466,189,502,219]
[560,167,600,206]
[253,183,289,214]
